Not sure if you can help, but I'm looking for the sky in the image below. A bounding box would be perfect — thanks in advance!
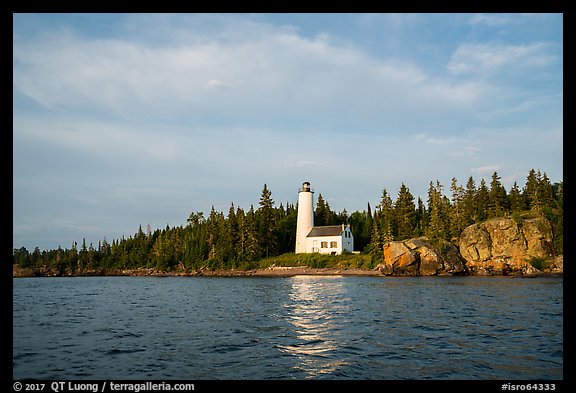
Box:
[13,13,563,251]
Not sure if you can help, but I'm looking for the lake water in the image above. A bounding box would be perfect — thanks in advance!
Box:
[13,276,563,380]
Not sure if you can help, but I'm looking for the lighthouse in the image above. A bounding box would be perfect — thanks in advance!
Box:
[295,181,314,253]
[295,181,354,255]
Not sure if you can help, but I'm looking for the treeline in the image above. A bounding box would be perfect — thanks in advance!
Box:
[13,169,562,272]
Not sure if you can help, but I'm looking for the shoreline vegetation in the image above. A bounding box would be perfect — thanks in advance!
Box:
[13,251,563,278]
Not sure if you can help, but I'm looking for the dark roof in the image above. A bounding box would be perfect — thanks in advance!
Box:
[306,225,343,237]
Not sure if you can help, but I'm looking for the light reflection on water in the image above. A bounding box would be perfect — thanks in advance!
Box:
[279,275,350,378]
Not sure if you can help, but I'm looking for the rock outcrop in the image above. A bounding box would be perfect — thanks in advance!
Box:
[459,216,555,275]
[378,215,560,276]
[378,237,467,276]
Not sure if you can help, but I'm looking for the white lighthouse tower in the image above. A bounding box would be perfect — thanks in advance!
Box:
[295,181,314,253]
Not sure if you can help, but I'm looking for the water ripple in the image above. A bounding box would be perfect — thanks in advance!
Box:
[13,276,563,380]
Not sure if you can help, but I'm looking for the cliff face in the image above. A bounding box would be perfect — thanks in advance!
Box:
[379,216,561,276]
[459,216,559,275]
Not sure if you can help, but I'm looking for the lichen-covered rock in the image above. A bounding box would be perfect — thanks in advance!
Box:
[458,215,557,275]
[458,223,491,264]
[383,240,418,275]
[522,218,554,257]
[381,237,467,276]
[378,215,559,276]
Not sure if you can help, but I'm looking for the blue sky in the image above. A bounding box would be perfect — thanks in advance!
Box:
[13,13,563,251]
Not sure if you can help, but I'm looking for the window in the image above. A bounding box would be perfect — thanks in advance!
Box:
[321,241,328,248]
[330,241,338,248]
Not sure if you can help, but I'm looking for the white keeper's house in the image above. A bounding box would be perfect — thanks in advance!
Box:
[295,182,354,255]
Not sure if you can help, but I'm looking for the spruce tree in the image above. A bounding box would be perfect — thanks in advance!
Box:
[226,203,239,265]
[368,214,383,259]
[206,206,220,261]
[244,205,261,261]
[449,177,468,239]
[379,189,394,242]
[394,183,415,240]
[539,172,555,211]
[508,182,524,213]
[258,184,276,258]
[361,202,373,251]
[314,193,329,226]
[524,169,540,211]
[462,176,477,225]
[488,172,508,218]
[475,179,490,222]
[414,197,427,237]
[426,181,448,241]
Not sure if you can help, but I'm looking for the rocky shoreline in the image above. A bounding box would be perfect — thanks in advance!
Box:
[12,264,562,278]
[12,265,383,278]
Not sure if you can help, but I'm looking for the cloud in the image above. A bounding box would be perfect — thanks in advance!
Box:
[468,13,517,26]
[471,165,500,176]
[206,79,232,89]
[447,42,557,75]
[13,17,493,132]
[286,160,325,168]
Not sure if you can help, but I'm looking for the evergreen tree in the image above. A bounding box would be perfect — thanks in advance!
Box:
[187,211,205,228]
[348,210,368,252]
[475,179,490,222]
[225,203,239,265]
[368,213,383,259]
[134,225,151,267]
[379,189,394,243]
[258,184,276,258]
[414,197,427,237]
[68,241,78,271]
[449,177,468,239]
[462,176,477,224]
[206,206,221,261]
[524,168,540,211]
[551,181,563,254]
[31,246,42,267]
[315,193,336,226]
[394,183,415,240]
[183,221,207,269]
[338,208,349,224]
[79,238,88,270]
[539,172,556,211]
[488,172,508,218]
[13,247,30,267]
[276,205,297,254]
[508,182,524,213]
[426,181,448,241]
[243,205,261,261]
[235,207,247,260]
[361,202,373,251]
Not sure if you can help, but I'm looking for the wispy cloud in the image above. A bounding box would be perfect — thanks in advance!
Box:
[468,13,518,26]
[13,19,494,130]
[471,165,500,176]
[448,42,558,75]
